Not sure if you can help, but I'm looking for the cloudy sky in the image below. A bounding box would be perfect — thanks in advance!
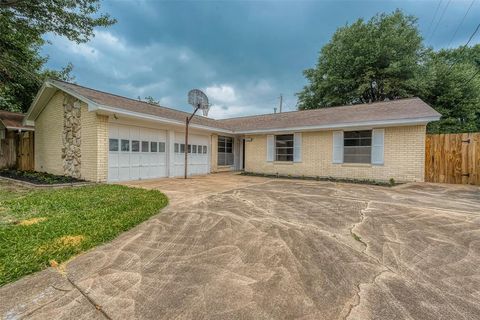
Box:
[41,0,480,119]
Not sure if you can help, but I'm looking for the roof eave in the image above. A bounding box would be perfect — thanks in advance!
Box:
[96,105,233,134]
[235,116,440,134]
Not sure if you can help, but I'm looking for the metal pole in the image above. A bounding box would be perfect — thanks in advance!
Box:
[184,106,200,179]
[184,116,189,179]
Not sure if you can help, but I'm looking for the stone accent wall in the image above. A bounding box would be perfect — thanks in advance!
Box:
[245,125,426,182]
[62,96,82,178]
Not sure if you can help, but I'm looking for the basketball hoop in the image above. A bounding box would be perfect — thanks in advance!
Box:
[188,89,210,117]
[184,89,210,179]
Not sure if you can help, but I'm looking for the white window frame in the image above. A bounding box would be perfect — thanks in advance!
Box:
[343,130,372,164]
[275,134,294,162]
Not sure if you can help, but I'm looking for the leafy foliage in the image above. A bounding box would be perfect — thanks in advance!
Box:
[417,46,480,133]
[139,96,161,105]
[297,10,480,133]
[0,0,115,112]
[298,10,424,108]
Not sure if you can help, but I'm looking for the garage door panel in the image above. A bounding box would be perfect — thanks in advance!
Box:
[173,133,209,177]
[108,124,168,182]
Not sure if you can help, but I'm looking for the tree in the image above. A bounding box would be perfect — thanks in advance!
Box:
[416,46,480,133]
[0,0,116,112]
[138,96,161,106]
[297,10,424,109]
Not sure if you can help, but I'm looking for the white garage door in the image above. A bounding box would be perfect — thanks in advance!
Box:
[108,124,167,182]
[173,133,210,177]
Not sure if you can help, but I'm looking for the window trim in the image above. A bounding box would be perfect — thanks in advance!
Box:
[218,136,234,166]
[343,130,372,164]
[275,134,294,162]
[109,138,119,152]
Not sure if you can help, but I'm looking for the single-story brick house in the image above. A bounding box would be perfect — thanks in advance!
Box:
[24,80,441,183]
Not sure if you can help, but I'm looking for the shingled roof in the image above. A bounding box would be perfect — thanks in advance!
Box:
[46,80,440,133]
[219,98,441,132]
[52,80,231,130]
[0,110,34,131]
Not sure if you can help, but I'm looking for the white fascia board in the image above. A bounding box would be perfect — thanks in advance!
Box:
[235,116,440,134]
[24,82,52,123]
[6,126,35,132]
[96,105,233,134]
[49,81,102,110]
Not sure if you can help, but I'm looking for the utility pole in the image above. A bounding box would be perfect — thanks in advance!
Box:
[278,94,283,113]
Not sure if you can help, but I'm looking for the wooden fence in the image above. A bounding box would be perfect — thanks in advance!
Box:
[0,131,34,171]
[0,131,17,169]
[425,132,479,185]
[17,131,34,171]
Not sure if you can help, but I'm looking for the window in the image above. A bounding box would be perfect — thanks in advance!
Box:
[344,130,372,163]
[275,134,293,162]
[174,143,179,153]
[109,139,119,152]
[180,143,185,153]
[187,144,192,153]
[159,142,166,152]
[151,142,158,152]
[141,141,149,152]
[132,140,140,152]
[121,139,130,152]
[192,145,197,153]
[203,145,207,154]
[218,136,233,166]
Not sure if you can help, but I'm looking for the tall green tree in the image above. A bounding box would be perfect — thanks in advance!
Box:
[298,10,424,108]
[417,46,480,133]
[0,0,116,112]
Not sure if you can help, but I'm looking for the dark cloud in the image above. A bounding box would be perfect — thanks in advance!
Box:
[41,0,480,118]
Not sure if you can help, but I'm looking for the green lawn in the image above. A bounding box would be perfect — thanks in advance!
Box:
[0,181,168,286]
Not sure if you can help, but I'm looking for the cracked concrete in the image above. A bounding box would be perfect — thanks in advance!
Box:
[1,173,479,319]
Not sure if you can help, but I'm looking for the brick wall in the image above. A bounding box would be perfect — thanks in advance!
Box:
[35,91,109,182]
[79,104,109,182]
[34,91,64,175]
[245,125,426,182]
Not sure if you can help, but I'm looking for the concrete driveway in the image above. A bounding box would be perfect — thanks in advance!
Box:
[1,173,480,319]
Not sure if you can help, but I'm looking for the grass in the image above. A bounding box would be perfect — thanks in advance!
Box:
[0,183,168,286]
[0,169,85,185]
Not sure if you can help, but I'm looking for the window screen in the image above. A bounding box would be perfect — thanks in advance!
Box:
[275,134,294,161]
[218,136,233,166]
[203,145,207,154]
[344,130,372,163]
[192,145,197,153]
[109,139,119,152]
[180,144,185,153]
[174,143,179,153]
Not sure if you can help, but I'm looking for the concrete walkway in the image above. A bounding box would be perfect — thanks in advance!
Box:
[1,173,479,319]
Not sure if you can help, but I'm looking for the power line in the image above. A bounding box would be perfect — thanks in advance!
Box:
[448,22,480,70]
[425,0,443,37]
[447,0,476,48]
[429,0,452,41]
